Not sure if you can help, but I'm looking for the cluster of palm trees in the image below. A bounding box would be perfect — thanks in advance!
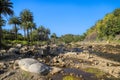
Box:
[0,0,14,49]
[0,0,51,49]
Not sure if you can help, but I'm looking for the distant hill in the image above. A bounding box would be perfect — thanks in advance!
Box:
[84,8,120,42]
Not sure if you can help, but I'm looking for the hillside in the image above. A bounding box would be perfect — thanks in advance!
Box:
[85,8,120,42]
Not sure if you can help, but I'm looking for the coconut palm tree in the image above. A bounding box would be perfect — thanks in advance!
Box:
[28,22,36,42]
[44,28,50,40]
[0,0,14,49]
[20,22,27,40]
[0,17,6,27]
[37,26,50,41]
[20,9,33,40]
[9,16,21,40]
[25,21,36,42]
[38,26,45,41]
[51,33,57,43]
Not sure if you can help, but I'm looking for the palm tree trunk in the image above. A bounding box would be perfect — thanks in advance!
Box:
[0,26,2,49]
[15,24,17,40]
[0,15,2,49]
[24,28,26,40]
[30,28,32,43]
[27,29,28,41]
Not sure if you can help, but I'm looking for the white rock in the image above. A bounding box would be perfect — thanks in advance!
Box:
[16,44,22,48]
[0,50,6,53]
[18,58,38,71]
[28,63,49,74]
[18,58,49,75]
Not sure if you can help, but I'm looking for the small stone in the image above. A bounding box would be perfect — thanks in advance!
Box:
[9,61,15,64]
[50,67,62,75]
[79,75,83,78]
[70,73,74,76]
[0,62,4,66]
[60,70,64,73]
[3,65,7,69]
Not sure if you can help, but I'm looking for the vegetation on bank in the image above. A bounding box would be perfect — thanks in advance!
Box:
[85,9,120,42]
[0,0,120,49]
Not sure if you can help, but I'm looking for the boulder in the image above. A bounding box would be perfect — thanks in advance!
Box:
[18,58,49,75]
[0,50,6,56]
[16,44,22,48]
[0,50,6,53]
[8,48,20,55]
[28,63,49,75]
[18,58,38,71]
[20,46,28,54]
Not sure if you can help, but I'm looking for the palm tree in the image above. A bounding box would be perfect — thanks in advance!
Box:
[0,17,6,43]
[20,9,33,40]
[9,16,21,40]
[25,21,36,42]
[29,22,36,42]
[44,28,50,40]
[11,26,20,40]
[38,26,45,41]
[51,33,57,43]
[0,0,14,49]
[21,22,27,40]
[0,17,6,27]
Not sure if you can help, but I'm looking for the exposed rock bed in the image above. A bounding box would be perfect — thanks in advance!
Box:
[0,43,120,80]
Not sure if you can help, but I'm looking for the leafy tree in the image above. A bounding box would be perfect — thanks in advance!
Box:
[85,8,120,41]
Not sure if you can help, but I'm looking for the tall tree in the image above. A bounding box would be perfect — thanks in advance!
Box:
[38,26,45,41]
[0,0,14,49]
[51,33,57,43]
[20,9,33,41]
[0,17,6,27]
[44,28,50,40]
[28,22,36,42]
[9,16,21,40]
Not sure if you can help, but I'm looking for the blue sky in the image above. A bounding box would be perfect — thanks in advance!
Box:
[4,0,120,36]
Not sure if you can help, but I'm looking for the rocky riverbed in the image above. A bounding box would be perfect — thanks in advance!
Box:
[0,43,120,80]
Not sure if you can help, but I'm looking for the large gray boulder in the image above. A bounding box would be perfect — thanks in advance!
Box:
[18,58,38,71]
[18,58,49,75]
[28,63,49,74]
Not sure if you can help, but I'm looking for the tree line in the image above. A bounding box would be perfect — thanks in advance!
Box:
[0,0,53,49]
[0,0,86,49]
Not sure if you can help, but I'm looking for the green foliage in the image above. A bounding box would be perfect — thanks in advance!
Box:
[63,75,80,80]
[11,40,28,45]
[85,8,120,41]
[2,29,23,40]
[84,68,106,78]
[31,25,51,41]
[0,17,6,26]
[60,34,84,43]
